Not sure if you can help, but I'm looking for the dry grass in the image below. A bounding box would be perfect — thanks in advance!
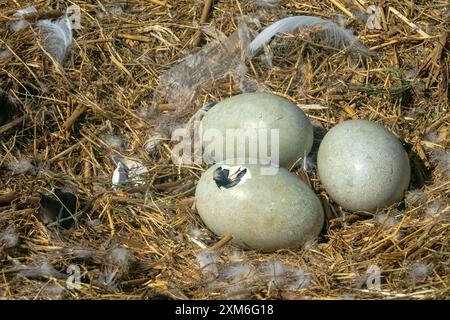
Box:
[0,0,449,300]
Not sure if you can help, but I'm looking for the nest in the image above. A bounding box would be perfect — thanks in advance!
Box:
[0,0,449,299]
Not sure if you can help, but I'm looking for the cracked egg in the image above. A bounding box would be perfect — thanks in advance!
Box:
[195,163,324,252]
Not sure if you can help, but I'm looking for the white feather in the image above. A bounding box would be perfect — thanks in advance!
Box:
[249,16,369,55]
[405,189,426,205]
[407,262,430,283]
[249,0,281,8]
[287,268,310,290]
[37,16,73,65]
[425,200,444,217]
[98,265,119,291]
[6,156,34,175]
[0,226,19,248]
[71,248,93,259]
[0,49,11,59]
[196,250,221,281]
[100,134,127,150]
[144,133,165,153]
[85,219,102,227]
[262,260,288,286]
[41,285,66,299]
[430,150,450,180]
[220,262,254,283]
[9,6,37,32]
[372,213,397,227]
[16,259,66,279]
[188,226,203,239]
[109,246,132,270]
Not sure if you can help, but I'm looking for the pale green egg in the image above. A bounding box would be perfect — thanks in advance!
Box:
[200,93,313,168]
[195,163,324,252]
[317,120,411,212]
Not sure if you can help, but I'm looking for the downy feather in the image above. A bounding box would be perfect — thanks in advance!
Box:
[37,15,73,65]
[9,6,37,32]
[250,16,369,55]
[248,0,281,9]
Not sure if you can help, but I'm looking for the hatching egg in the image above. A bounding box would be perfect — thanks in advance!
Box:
[317,120,410,212]
[200,93,313,167]
[195,163,324,252]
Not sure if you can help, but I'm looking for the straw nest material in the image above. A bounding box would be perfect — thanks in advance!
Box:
[0,0,449,299]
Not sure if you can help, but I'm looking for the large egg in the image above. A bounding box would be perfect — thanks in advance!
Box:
[200,93,313,167]
[317,120,410,212]
[195,163,324,252]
